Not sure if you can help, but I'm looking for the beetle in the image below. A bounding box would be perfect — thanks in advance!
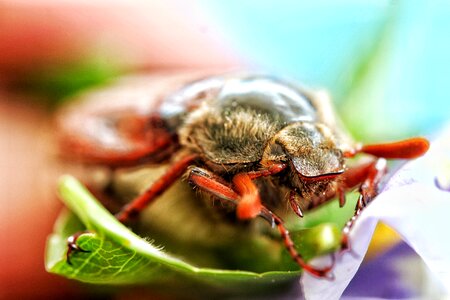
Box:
[57,72,429,277]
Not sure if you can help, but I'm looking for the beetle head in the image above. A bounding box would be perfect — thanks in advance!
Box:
[262,122,345,180]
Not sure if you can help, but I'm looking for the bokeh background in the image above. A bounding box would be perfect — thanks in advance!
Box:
[1,1,449,298]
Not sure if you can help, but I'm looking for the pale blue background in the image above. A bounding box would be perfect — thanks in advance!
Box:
[204,1,450,140]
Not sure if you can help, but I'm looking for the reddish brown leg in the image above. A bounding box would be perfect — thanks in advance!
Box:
[188,167,240,204]
[340,159,387,251]
[188,166,333,278]
[337,137,429,250]
[259,207,334,279]
[61,132,178,168]
[59,115,179,168]
[232,163,287,220]
[66,155,197,264]
[232,173,264,220]
[245,163,288,180]
[344,137,429,159]
[116,154,198,222]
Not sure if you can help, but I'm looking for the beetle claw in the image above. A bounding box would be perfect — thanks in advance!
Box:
[302,254,336,279]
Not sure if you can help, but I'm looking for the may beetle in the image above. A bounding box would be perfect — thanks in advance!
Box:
[57,72,429,277]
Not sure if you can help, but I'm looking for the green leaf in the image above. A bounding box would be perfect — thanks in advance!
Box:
[46,175,346,295]
[46,216,162,284]
[292,223,341,261]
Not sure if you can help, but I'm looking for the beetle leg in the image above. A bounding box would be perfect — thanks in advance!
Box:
[295,159,382,212]
[344,137,429,159]
[115,154,198,222]
[188,167,240,204]
[59,114,179,168]
[232,163,287,220]
[339,137,429,250]
[232,173,263,220]
[246,162,288,179]
[259,207,335,279]
[296,159,387,252]
[188,167,333,278]
[340,158,387,252]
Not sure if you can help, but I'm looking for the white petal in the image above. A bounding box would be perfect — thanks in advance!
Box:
[301,124,450,300]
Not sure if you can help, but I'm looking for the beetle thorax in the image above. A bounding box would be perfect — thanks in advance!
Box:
[179,102,284,172]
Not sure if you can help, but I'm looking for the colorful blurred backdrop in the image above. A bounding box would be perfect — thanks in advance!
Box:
[1,1,449,298]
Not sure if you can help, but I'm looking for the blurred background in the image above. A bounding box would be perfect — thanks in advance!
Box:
[1,0,449,298]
